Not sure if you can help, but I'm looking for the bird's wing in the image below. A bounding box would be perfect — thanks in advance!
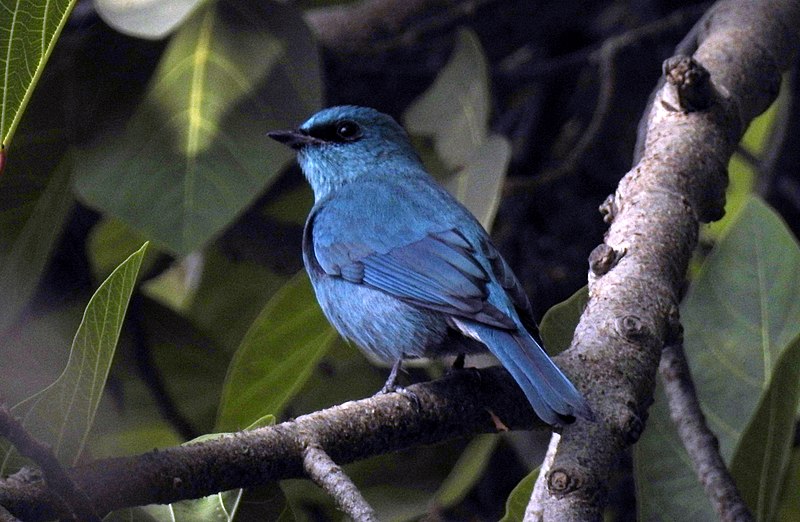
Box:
[311,223,517,329]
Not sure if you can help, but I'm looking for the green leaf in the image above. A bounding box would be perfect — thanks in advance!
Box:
[0,0,77,146]
[215,271,337,431]
[539,286,587,355]
[635,197,800,520]
[403,28,508,230]
[432,434,499,509]
[443,134,511,229]
[74,0,321,255]
[499,467,539,522]
[404,28,489,168]
[0,159,73,333]
[777,448,800,521]
[0,242,148,473]
[95,0,205,39]
[730,332,800,521]
[188,248,289,352]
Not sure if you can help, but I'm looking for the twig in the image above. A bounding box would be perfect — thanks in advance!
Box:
[660,343,753,522]
[0,366,544,521]
[302,441,377,522]
[534,1,800,519]
[0,404,99,522]
[503,3,709,193]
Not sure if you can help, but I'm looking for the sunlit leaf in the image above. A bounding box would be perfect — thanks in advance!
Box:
[74,0,321,255]
[499,467,539,522]
[539,286,587,355]
[0,243,148,473]
[0,0,77,146]
[95,0,206,39]
[636,197,800,520]
[432,434,498,509]
[215,271,337,431]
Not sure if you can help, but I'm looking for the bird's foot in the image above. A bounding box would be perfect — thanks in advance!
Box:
[377,359,421,410]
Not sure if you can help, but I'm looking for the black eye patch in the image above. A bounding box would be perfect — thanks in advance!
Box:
[305,120,363,143]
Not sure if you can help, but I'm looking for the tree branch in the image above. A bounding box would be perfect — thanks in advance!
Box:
[0,367,543,520]
[535,1,800,520]
[660,342,753,521]
[302,442,377,522]
[0,404,99,522]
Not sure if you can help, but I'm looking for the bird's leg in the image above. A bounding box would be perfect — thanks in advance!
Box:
[378,357,420,410]
[380,358,404,393]
[452,353,466,370]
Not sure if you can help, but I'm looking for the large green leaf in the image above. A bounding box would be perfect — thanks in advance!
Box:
[777,448,800,521]
[0,0,77,146]
[0,243,148,473]
[74,0,321,255]
[215,271,337,431]
[635,197,800,520]
[404,28,509,230]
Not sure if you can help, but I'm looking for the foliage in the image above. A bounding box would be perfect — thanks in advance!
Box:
[0,1,799,521]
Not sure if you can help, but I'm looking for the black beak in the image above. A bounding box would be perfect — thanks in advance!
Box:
[267,129,318,150]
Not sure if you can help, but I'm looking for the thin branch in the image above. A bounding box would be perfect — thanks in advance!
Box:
[660,342,753,522]
[537,1,800,519]
[302,441,377,522]
[0,367,544,521]
[0,404,99,522]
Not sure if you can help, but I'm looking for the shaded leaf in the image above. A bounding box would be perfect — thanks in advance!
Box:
[777,448,800,521]
[539,286,587,355]
[635,197,800,520]
[215,271,337,431]
[95,0,205,39]
[74,0,321,255]
[0,243,148,472]
[188,247,288,352]
[0,0,77,146]
[499,467,539,522]
[730,332,800,521]
[0,159,73,333]
[433,434,499,509]
[444,134,511,229]
[404,28,489,168]
[403,28,508,230]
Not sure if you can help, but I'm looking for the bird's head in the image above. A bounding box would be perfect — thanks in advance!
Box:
[268,106,423,201]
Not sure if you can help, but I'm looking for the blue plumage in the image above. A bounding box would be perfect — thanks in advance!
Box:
[268,106,592,426]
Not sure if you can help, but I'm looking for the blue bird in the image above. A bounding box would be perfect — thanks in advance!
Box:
[268,106,592,426]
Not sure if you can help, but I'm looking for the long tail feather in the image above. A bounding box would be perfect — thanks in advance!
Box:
[453,319,593,425]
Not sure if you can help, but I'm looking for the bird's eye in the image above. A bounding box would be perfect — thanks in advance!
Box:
[336,120,362,141]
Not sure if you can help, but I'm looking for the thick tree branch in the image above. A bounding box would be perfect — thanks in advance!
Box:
[535,1,800,520]
[0,367,543,520]
[660,342,753,521]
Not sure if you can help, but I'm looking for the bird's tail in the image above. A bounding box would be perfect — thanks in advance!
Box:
[453,319,593,426]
